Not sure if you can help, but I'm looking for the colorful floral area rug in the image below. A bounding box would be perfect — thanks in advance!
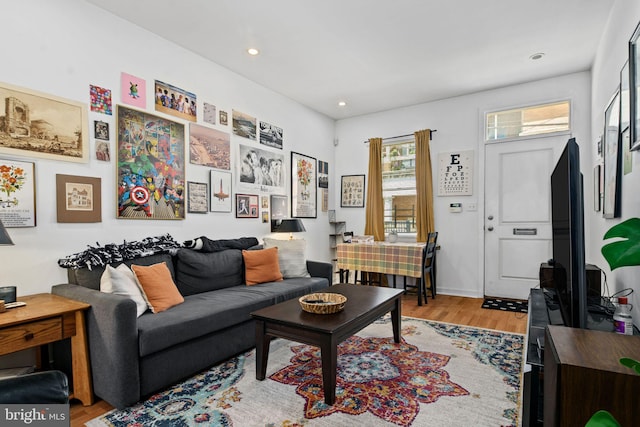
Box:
[86,317,525,427]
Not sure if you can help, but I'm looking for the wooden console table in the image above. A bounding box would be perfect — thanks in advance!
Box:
[0,293,93,405]
[544,325,640,426]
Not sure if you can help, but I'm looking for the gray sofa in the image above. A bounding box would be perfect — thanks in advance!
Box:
[52,241,332,409]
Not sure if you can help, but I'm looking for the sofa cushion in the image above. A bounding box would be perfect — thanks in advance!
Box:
[68,253,175,290]
[131,262,184,313]
[242,247,283,285]
[100,264,149,317]
[136,276,329,357]
[263,237,310,278]
[174,248,243,295]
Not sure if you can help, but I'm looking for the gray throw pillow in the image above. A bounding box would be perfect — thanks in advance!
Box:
[263,238,310,278]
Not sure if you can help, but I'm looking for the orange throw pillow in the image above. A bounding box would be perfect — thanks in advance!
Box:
[131,262,184,313]
[242,247,284,285]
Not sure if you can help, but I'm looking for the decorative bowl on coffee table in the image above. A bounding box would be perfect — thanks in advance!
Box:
[299,293,347,314]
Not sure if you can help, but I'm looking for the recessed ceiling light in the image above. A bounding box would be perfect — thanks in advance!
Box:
[338,101,347,107]
[529,52,545,61]
[247,48,260,56]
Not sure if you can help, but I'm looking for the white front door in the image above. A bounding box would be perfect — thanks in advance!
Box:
[484,135,568,299]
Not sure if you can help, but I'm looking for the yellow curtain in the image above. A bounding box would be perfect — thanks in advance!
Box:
[364,137,385,241]
[415,129,434,242]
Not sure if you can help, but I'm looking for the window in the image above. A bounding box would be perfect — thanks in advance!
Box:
[382,139,416,234]
[486,101,570,141]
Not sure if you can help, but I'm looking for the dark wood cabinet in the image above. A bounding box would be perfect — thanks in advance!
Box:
[544,325,640,426]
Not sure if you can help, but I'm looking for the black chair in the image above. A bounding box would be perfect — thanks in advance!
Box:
[422,231,438,300]
[404,231,438,305]
[0,370,69,404]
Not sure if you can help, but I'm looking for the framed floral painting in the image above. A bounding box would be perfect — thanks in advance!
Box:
[290,152,316,218]
[0,159,36,227]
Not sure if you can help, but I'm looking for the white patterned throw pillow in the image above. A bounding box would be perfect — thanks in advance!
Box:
[100,264,149,317]
[262,237,310,278]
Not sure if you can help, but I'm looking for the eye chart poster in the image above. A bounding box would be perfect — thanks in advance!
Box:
[438,150,473,196]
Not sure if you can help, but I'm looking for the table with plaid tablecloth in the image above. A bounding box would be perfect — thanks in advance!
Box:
[336,242,426,281]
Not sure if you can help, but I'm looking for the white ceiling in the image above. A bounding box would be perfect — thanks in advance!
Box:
[86,0,614,120]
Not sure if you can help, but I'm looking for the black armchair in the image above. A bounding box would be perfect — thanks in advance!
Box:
[0,370,69,404]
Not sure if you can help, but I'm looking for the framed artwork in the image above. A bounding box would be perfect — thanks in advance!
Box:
[56,174,101,223]
[120,72,146,109]
[116,105,185,220]
[203,102,216,125]
[0,159,36,227]
[154,80,197,122]
[219,110,228,126]
[236,193,258,218]
[328,209,336,223]
[623,127,633,175]
[189,123,230,170]
[261,211,269,223]
[270,194,287,220]
[340,174,365,208]
[237,143,285,192]
[94,120,110,141]
[603,89,621,219]
[90,84,112,115]
[291,151,317,218]
[209,170,232,212]
[259,121,283,149]
[0,81,89,163]
[630,21,640,151]
[232,110,256,140]
[593,165,601,212]
[318,160,329,188]
[620,61,630,134]
[95,141,110,162]
[187,181,208,214]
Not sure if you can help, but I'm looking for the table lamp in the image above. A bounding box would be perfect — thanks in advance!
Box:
[0,220,13,245]
[271,218,306,239]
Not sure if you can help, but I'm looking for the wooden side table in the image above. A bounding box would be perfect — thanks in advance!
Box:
[0,293,93,406]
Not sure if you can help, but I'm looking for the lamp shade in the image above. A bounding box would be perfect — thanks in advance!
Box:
[271,219,306,233]
[0,220,13,245]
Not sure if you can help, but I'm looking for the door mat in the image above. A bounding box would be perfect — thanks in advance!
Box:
[482,297,528,313]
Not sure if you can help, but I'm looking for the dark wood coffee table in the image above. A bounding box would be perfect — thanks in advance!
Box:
[250,283,403,405]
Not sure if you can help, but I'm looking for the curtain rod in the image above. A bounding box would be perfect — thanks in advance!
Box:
[363,129,437,143]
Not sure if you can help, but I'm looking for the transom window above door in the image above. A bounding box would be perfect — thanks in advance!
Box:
[485,101,571,141]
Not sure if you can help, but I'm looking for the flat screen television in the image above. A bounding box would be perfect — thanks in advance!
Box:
[550,137,587,329]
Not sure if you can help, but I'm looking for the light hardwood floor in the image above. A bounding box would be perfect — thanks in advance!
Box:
[69,293,528,426]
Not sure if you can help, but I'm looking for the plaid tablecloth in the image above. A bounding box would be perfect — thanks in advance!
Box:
[336,242,425,278]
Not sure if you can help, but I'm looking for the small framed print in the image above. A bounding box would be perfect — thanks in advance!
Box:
[0,159,36,227]
[594,165,601,212]
[56,174,101,223]
[209,170,232,212]
[270,194,287,220]
[341,174,365,208]
[328,209,336,223]
[219,110,228,126]
[236,193,258,218]
[187,181,208,214]
[94,120,109,141]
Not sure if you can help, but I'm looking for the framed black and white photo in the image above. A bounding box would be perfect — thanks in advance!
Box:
[630,20,640,150]
[187,181,208,214]
[291,152,317,218]
[237,143,285,193]
[94,120,109,141]
[603,89,621,218]
[340,174,365,208]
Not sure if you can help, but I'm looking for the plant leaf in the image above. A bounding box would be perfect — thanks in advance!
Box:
[620,357,640,374]
[601,218,640,270]
[585,410,622,427]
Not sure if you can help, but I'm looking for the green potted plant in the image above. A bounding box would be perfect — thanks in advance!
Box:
[590,218,640,427]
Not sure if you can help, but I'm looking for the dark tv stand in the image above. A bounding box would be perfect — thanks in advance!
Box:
[524,288,640,427]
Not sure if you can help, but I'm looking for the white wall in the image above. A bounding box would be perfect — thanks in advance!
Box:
[0,0,336,296]
[335,72,592,298]
[591,1,640,326]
